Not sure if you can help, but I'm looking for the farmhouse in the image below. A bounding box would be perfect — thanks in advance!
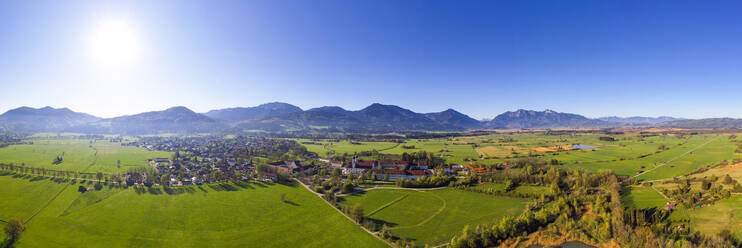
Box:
[370,169,433,179]
[268,161,308,174]
[378,160,408,170]
[344,159,375,175]
[259,171,277,182]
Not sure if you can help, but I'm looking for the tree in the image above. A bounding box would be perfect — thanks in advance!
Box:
[161,174,169,187]
[504,179,516,192]
[342,181,354,194]
[78,185,87,193]
[4,218,25,245]
[348,203,364,223]
[280,193,286,202]
[723,174,734,184]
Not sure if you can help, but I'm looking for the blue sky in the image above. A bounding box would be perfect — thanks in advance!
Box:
[0,0,741,119]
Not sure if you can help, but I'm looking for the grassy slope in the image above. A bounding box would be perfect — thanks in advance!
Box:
[0,176,386,248]
[341,189,526,246]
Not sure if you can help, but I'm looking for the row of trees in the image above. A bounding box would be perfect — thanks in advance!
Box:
[395,174,453,188]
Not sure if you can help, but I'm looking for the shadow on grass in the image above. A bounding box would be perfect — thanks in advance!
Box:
[366,217,399,229]
[208,183,239,192]
[283,200,300,206]
[124,180,288,196]
[233,180,255,189]
[163,186,196,195]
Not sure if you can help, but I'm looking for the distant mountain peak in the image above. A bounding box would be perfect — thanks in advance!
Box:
[204,102,302,124]
[0,106,100,132]
[486,109,611,129]
[165,106,194,113]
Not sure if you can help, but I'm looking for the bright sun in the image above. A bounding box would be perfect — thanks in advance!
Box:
[87,19,141,69]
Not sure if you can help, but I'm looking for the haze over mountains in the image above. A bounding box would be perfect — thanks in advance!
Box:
[0,102,719,135]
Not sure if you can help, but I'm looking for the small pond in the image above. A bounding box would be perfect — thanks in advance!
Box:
[572,144,598,149]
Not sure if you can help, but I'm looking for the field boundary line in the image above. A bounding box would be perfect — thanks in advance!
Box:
[633,136,719,180]
[391,191,447,229]
[366,194,408,217]
[377,142,401,152]
[24,146,99,224]
[296,179,394,248]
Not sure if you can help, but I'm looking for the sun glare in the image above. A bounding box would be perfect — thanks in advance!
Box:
[87,19,141,69]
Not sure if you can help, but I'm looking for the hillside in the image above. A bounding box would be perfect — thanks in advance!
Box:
[424,109,484,129]
[235,103,464,133]
[70,107,228,134]
[0,106,100,132]
[598,116,683,125]
[204,102,303,124]
[658,118,742,129]
[485,109,614,129]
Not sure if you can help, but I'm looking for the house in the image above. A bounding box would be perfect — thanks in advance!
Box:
[259,171,277,182]
[267,161,306,174]
[344,158,375,175]
[370,169,432,180]
[378,160,408,170]
[664,202,677,211]
[329,160,344,168]
[181,177,193,186]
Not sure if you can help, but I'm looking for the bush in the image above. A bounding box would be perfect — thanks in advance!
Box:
[94,183,103,191]
[342,181,355,194]
[78,185,87,193]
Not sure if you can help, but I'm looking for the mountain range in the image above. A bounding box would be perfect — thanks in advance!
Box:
[598,116,684,125]
[0,103,701,134]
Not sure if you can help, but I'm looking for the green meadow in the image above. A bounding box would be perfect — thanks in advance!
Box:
[0,139,172,174]
[0,173,386,248]
[299,133,737,181]
[621,186,668,209]
[339,188,526,246]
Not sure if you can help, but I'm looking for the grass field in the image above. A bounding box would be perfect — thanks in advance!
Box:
[669,195,742,240]
[0,174,386,248]
[0,173,68,222]
[339,188,526,246]
[0,139,172,174]
[298,133,737,181]
[621,186,667,209]
[295,139,399,157]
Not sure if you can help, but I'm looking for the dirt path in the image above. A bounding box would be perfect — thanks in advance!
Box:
[296,179,394,247]
[635,136,719,180]
[651,186,670,201]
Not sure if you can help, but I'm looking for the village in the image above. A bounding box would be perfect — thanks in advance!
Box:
[117,136,498,188]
